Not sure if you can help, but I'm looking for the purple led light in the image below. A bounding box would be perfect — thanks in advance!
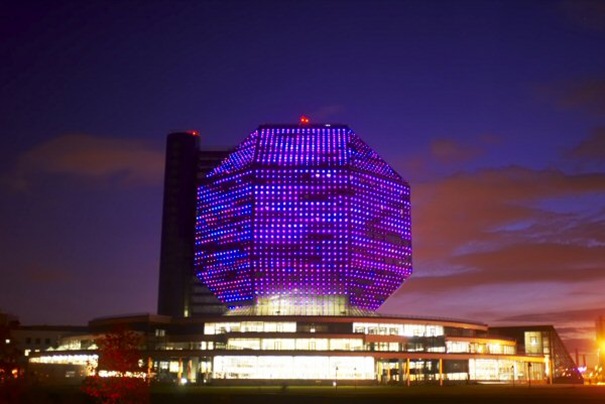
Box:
[195,125,412,311]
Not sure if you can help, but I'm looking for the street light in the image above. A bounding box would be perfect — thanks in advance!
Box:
[511,365,515,387]
[334,366,339,391]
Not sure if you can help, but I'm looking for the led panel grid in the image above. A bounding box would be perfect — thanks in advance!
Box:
[195,125,412,311]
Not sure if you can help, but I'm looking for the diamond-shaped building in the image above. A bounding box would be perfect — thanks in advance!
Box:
[195,123,412,312]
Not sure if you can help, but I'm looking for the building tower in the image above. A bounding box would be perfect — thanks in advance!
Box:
[157,132,229,317]
[195,121,412,313]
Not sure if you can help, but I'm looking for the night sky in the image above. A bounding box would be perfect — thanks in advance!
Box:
[1,1,604,362]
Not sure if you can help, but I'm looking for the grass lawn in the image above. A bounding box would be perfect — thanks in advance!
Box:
[153,384,605,404]
[3,383,605,403]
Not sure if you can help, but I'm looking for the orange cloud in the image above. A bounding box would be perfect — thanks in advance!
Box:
[412,166,605,263]
[565,127,605,163]
[559,0,605,31]
[395,164,605,312]
[21,263,69,283]
[539,76,605,116]
[310,105,346,121]
[499,307,605,324]
[451,243,604,284]
[382,144,605,352]
[7,134,164,190]
[430,138,483,164]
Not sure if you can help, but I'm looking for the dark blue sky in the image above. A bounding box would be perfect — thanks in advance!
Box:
[1,0,604,361]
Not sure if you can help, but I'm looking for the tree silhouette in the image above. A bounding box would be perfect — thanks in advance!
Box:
[82,327,149,404]
[0,320,24,403]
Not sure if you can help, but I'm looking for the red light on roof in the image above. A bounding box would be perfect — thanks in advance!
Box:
[189,130,199,136]
[299,115,310,125]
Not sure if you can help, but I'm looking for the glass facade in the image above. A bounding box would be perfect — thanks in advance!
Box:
[446,340,516,355]
[353,322,444,337]
[204,321,297,335]
[29,315,555,385]
[195,125,412,311]
[252,295,351,316]
[213,356,375,380]
[225,338,365,351]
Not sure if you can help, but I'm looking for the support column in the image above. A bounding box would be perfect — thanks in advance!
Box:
[398,359,404,385]
[439,358,443,386]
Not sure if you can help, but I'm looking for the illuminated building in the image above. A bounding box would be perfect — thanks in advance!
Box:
[29,314,560,385]
[195,122,412,311]
[491,326,583,384]
[157,132,229,318]
[26,120,582,385]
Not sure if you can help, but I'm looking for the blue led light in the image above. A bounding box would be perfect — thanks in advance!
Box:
[195,125,412,311]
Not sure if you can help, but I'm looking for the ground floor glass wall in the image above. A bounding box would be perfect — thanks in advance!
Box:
[212,356,375,380]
